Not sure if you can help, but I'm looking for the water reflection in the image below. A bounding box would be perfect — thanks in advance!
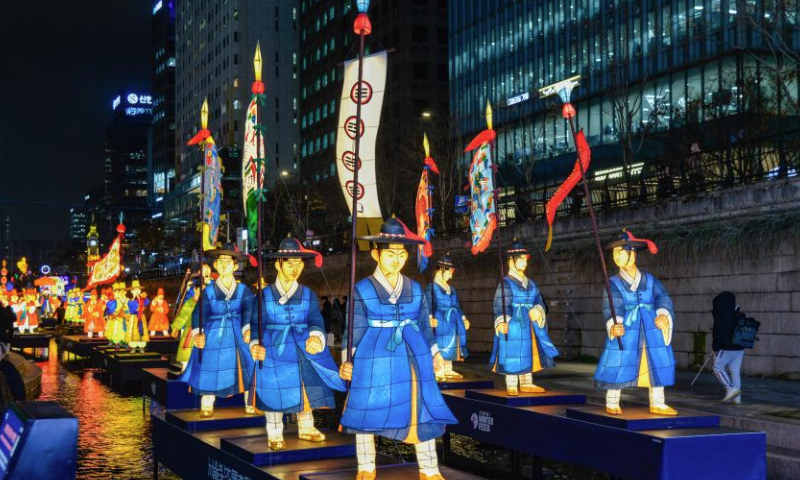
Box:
[37,340,179,480]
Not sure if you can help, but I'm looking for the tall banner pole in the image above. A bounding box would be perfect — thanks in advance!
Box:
[346,1,373,366]
[252,43,266,369]
[539,77,622,349]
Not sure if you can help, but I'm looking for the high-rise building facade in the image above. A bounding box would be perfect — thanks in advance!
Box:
[150,0,177,212]
[0,213,11,261]
[169,0,300,245]
[68,208,89,242]
[449,1,800,187]
[299,0,450,231]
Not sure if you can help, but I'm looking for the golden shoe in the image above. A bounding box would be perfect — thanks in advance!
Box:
[298,431,326,442]
[606,406,623,415]
[520,385,545,393]
[200,409,214,418]
[650,405,678,416]
[268,439,286,451]
[245,405,255,414]
[356,470,377,480]
[506,387,519,397]
[444,371,463,379]
[420,473,445,480]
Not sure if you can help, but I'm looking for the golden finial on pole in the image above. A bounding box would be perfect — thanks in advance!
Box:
[423,132,430,158]
[201,98,209,130]
[254,41,263,82]
[485,100,493,131]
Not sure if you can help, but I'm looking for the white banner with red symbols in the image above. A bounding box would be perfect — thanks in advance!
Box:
[336,51,386,221]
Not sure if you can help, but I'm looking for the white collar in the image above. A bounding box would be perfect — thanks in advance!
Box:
[619,268,642,291]
[216,278,238,300]
[275,280,299,305]
[508,270,528,289]
[434,278,451,295]
[374,267,403,304]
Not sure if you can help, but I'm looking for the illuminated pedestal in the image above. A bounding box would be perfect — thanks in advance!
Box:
[437,374,494,391]
[222,431,355,466]
[464,388,587,407]
[167,407,265,432]
[565,406,720,431]
[142,367,245,410]
[59,334,107,360]
[95,349,169,391]
[300,464,487,480]
[143,336,178,355]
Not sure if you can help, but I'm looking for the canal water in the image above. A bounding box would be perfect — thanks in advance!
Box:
[37,340,179,480]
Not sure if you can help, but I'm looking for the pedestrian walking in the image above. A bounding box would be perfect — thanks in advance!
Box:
[712,291,745,404]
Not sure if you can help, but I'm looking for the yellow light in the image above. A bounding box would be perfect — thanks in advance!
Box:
[485,100,493,130]
[201,98,209,130]
[421,111,432,118]
[281,171,289,177]
[254,41,262,83]
[423,132,430,158]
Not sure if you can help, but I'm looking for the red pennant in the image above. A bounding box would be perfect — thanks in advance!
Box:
[545,130,591,251]
[187,129,212,146]
[424,157,440,175]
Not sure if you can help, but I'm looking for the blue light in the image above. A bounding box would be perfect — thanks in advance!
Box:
[356,0,370,13]
[153,0,163,14]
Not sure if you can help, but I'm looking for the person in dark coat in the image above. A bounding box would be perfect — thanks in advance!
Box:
[712,291,745,404]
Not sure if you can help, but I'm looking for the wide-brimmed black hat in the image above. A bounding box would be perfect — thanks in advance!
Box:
[436,253,456,269]
[205,243,250,263]
[359,217,425,246]
[506,239,531,257]
[605,230,658,254]
[266,237,323,267]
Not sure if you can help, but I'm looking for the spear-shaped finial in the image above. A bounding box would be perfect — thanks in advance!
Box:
[254,41,262,83]
[485,100,493,131]
[201,98,209,130]
[423,132,430,158]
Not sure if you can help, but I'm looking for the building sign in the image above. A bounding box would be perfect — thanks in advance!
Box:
[125,107,153,117]
[152,0,163,14]
[113,93,153,111]
[506,92,530,106]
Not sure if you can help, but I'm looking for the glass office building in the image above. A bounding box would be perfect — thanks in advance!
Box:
[449,0,800,184]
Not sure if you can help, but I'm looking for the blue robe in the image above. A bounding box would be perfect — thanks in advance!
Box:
[179,281,255,397]
[128,297,150,336]
[250,284,345,413]
[340,275,457,443]
[489,275,558,375]
[594,272,675,389]
[426,283,469,361]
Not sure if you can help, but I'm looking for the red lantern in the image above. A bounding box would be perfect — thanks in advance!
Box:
[562,102,577,119]
[353,13,372,35]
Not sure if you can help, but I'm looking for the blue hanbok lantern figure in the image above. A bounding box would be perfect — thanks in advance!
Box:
[339,218,457,480]
[594,231,677,416]
[427,253,470,379]
[490,240,559,396]
[249,237,346,451]
[179,244,255,418]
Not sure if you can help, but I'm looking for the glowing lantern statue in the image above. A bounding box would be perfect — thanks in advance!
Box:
[428,254,471,379]
[248,237,345,451]
[339,218,457,480]
[83,289,106,338]
[171,265,212,371]
[490,240,559,396]
[178,244,255,418]
[595,230,678,416]
[64,288,85,325]
[149,288,170,336]
[127,280,150,353]
[105,282,130,349]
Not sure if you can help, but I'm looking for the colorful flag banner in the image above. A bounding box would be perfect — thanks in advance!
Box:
[416,169,434,272]
[202,140,222,251]
[544,130,591,251]
[242,97,265,245]
[336,51,387,245]
[466,142,497,255]
[84,235,121,291]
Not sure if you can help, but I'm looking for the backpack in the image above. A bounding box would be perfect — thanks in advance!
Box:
[731,314,760,349]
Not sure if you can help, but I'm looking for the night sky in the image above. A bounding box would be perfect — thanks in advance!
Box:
[0,1,151,241]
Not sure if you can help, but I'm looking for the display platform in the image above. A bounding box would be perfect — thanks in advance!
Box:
[96,350,170,390]
[443,390,766,480]
[166,407,265,432]
[12,333,53,349]
[59,335,108,361]
[144,336,179,355]
[142,367,246,411]
[39,317,57,329]
[464,388,587,407]
[566,406,720,431]
[300,464,487,480]
[221,430,355,466]
[153,414,402,480]
[437,374,494,391]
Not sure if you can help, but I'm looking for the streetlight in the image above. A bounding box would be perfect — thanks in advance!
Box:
[421,110,432,119]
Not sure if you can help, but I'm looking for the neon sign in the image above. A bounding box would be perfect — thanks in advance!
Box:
[153,0,163,14]
[506,92,530,106]
[127,93,153,105]
[125,107,153,116]
[112,95,121,110]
